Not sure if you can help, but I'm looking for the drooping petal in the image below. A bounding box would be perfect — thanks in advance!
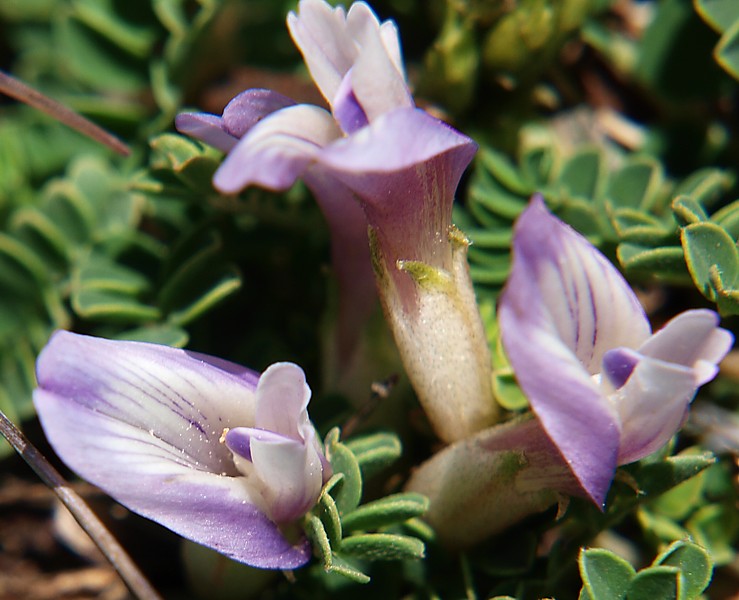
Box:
[637,309,733,385]
[612,356,697,464]
[287,0,357,104]
[214,104,342,193]
[33,331,310,568]
[175,113,238,153]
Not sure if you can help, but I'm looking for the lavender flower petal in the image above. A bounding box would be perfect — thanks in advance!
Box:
[613,356,697,464]
[343,2,412,120]
[319,107,476,281]
[637,309,734,384]
[221,89,296,138]
[214,104,342,193]
[499,197,652,504]
[174,113,238,153]
[33,332,311,568]
[287,0,357,103]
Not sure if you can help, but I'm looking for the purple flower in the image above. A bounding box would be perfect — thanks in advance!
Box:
[33,331,330,569]
[176,0,496,442]
[407,197,732,547]
[498,196,733,506]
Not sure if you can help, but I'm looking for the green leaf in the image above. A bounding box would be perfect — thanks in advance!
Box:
[519,145,554,187]
[325,429,362,515]
[686,503,739,565]
[672,195,709,225]
[712,200,739,238]
[114,324,189,347]
[341,493,429,533]
[305,514,332,570]
[672,167,733,207]
[72,288,161,322]
[77,256,150,294]
[478,149,531,196]
[654,541,713,599]
[611,208,673,245]
[340,533,425,561]
[607,158,663,211]
[71,0,157,58]
[681,221,739,302]
[325,555,371,584]
[318,491,342,549]
[715,18,739,79]
[618,244,688,280]
[626,566,679,600]
[493,370,529,411]
[695,0,739,33]
[622,452,715,504]
[579,548,635,600]
[557,149,603,199]
[343,433,402,479]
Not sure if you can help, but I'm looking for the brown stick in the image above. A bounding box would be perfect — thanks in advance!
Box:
[0,409,162,600]
[0,70,130,156]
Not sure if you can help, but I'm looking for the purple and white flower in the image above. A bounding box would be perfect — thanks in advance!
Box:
[176,0,496,443]
[408,197,732,546]
[33,331,330,569]
[498,196,733,506]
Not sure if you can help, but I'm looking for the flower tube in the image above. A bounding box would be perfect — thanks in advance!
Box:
[33,331,330,569]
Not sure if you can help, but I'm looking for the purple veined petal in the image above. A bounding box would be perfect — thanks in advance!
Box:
[227,427,324,524]
[254,362,312,440]
[221,89,297,138]
[287,0,358,104]
[509,197,651,374]
[175,113,239,153]
[612,356,698,464]
[344,3,412,121]
[33,332,310,568]
[637,309,733,385]
[35,389,309,568]
[213,104,342,193]
[35,331,258,470]
[498,265,621,506]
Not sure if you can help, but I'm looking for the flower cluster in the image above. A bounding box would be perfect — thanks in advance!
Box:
[30,0,734,576]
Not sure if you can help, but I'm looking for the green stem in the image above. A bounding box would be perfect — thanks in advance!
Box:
[0,409,162,600]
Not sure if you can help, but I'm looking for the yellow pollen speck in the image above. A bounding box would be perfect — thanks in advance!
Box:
[219,428,230,444]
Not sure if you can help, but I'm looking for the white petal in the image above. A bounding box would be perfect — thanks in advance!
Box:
[638,309,733,384]
[612,356,697,464]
